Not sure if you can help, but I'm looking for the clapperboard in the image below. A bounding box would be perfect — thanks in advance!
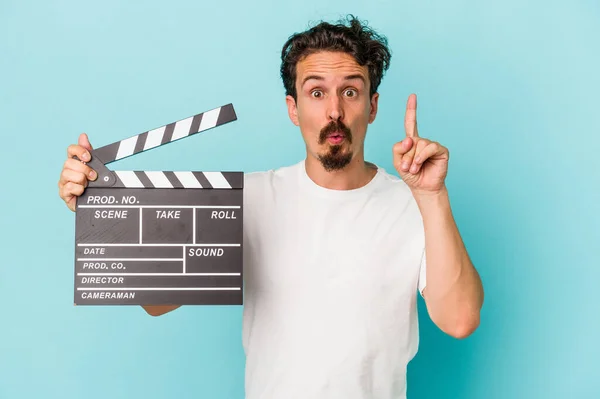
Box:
[73,103,243,306]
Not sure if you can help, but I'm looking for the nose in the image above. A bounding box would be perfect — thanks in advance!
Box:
[327,94,344,121]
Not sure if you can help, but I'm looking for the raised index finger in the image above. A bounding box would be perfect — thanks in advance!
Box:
[404,93,419,138]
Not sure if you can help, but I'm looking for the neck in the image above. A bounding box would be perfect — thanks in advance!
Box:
[304,151,377,190]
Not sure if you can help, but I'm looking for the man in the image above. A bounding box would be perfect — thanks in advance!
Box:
[58,15,483,399]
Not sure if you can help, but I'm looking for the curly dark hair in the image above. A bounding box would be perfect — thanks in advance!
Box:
[280,15,392,101]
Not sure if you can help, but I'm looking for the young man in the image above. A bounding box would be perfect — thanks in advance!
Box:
[58,15,483,399]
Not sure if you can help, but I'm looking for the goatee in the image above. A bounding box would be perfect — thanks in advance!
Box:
[317,120,353,171]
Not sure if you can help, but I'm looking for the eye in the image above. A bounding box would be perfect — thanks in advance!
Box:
[344,89,357,97]
[311,90,323,98]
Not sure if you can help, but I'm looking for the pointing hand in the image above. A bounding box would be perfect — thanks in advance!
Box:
[392,94,449,196]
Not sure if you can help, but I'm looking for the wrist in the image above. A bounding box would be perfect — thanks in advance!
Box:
[412,185,448,202]
[412,186,451,216]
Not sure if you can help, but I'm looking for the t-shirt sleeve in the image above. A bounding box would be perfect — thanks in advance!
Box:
[418,248,427,296]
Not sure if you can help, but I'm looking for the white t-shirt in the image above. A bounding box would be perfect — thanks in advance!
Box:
[241,160,427,399]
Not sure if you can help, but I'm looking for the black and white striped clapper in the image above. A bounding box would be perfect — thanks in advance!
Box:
[74,103,243,306]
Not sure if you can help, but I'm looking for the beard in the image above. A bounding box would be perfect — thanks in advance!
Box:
[317,120,353,171]
[318,145,352,171]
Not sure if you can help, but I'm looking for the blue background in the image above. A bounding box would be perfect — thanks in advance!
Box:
[1,0,599,398]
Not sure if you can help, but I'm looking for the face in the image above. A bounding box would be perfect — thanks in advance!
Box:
[286,51,379,171]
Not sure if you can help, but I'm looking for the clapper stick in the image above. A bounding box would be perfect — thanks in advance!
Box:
[84,103,238,188]
[73,103,244,306]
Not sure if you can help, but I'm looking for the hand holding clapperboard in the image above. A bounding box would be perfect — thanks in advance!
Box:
[59,103,244,306]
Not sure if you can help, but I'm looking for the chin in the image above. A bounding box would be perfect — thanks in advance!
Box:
[317,146,353,171]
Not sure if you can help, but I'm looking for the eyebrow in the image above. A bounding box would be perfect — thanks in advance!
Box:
[343,74,366,83]
[301,74,366,87]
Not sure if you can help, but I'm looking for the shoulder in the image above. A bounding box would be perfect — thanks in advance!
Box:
[244,161,302,189]
[373,164,414,199]
[368,166,425,251]
[370,164,422,218]
[243,161,303,198]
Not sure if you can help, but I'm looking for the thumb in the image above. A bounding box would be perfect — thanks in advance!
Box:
[393,136,414,156]
[78,133,93,151]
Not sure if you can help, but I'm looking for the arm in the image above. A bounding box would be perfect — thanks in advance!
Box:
[142,305,181,316]
[393,93,483,338]
[415,187,483,338]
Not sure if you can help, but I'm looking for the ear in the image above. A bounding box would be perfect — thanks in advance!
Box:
[368,92,379,124]
[286,95,299,126]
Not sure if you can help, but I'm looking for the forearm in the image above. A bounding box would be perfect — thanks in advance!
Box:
[414,186,484,338]
[142,305,181,316]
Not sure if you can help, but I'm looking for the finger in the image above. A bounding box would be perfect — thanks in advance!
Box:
[64,158,97,181]
[60,181,85,200]
[392,137,414,157]
[67,144,91,163]
[399,137,422,172]
[59,168,88,187]
[393,138,416,173]
[59,182,85,210]
[78,133,93,151]
[404,93,419,138]
[410,141,442,173]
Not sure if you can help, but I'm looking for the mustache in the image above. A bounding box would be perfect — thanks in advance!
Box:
[318,120,352,144]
